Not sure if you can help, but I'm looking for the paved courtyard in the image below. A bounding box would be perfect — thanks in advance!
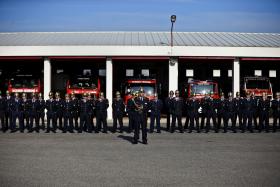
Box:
[0,125,280,187]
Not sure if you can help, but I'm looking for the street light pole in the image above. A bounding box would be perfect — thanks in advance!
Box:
[170,15,176,47]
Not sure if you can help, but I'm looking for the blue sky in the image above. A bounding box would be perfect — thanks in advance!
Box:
[0,0,279,33]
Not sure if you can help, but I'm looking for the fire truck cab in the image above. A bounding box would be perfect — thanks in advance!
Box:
[66,76,101,97]
[243,76,273,98]
[122,78,157,105]
[184,79,220,100]
[8,74,41,94]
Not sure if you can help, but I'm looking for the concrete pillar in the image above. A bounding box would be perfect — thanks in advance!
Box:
[106,57,113,120]
[44,57,51,100]
[169,57,178,92]
[233,57,240,95]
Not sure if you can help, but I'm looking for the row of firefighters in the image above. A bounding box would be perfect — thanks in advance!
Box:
[1,89,280,136]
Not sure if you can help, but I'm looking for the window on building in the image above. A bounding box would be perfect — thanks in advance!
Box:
[254,70,262,76]
[213,69,220,77]
[126,69,134,77]
[269,70,276,78]
[186,69,194,77]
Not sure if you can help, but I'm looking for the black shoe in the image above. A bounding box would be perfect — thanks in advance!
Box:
[120,130,123,133]
[149,130,154,133]
[142,140,148,144]
[223,130,227,133]
[156,130,161,133]
[45,130,50,133]
[102,131,108,133]
[132,140,138,144]
[197,130,200,133]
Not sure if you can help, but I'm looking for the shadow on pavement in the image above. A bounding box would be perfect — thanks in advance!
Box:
[117,135,134,144]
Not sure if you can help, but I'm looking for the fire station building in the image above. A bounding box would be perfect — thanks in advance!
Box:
[0,32,280,119]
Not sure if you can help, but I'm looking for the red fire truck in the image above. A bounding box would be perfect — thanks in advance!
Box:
[123,78,157,105]
[184,79,220,100]
[66,76,101,97]
[243,77,273,98]
[8,75,41,94]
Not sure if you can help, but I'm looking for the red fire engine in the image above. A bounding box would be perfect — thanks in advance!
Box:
[243,77,273,98]
[184,79,220,100]
[123,78,157,105]
[66,76,101,97]
[8,75,41,94]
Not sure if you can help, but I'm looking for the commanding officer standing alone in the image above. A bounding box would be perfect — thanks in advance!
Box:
[112,91,125,133]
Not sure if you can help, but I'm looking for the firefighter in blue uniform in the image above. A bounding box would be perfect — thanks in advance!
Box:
[5,91,13,130]
[46,92,57,133]
[79,93,92,133]
[242,92,254,133]
[258,92,270,132]
[186,94,200,133]
[271,92,280,132]
[165,90,174,131]
[133,90,148,144]
[171,90,184,133]
[87,94,95,132]
[127,92,137,133]
[112,91,125,133]
[10,93,23,132]
[0,91,7,132]
[96,92,109,133]
[55,92,63,130]
[251,92,259,130]
[203,93,218,133]
[63,93,74,133]
[224,92,237,133]
[29,93,40,132]
[149,93,163,133]
[22,93,31,132]
[37,93,45,130]
[215,93,226,132]
[234,92,243,130]
[71,92,79,131]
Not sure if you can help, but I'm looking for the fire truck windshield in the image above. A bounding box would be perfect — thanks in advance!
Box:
[10,78,37,88]
[246,79,270,89]
[126,84,155,96]
[191,84,214,95]
[70,78,97,89]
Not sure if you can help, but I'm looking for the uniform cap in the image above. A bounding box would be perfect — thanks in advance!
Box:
[220,92,224,96]
[15,93,19,97]
[228,92,232,97]
[236,92,240,96]
[55,92,60,96]
[100,92,104,97]
[6,90,10,94]
[116,91,121,96]
[276,92,280,96]
[65,93,69,97]
[49,92,53,96]
[38,93,43,97]
[83,93,88,97]
[22,93,27,97]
